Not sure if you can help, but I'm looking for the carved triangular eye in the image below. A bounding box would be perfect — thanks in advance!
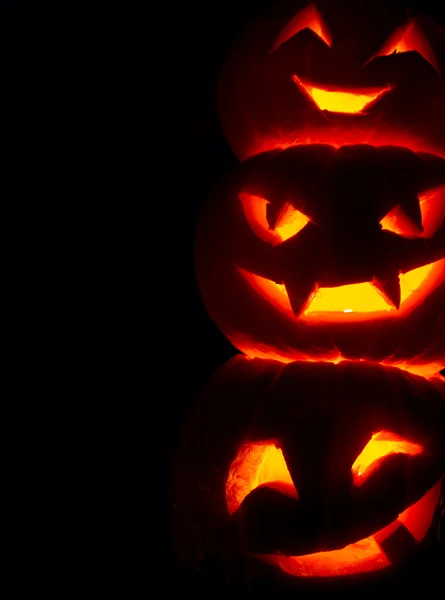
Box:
[239,193,310,244]
[226,442,298,515]
[351,431,423,488]
[367,19,440,73]
[380,205,423,238]
[380,186,445,239]
[271,3,331,52]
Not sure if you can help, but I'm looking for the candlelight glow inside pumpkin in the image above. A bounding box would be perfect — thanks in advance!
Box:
[259,480,441,577]
[226,436,441,577]
[195,144,445,374]
[286,9,440,115]
[218,0,445,160]
[239,258,445,321]
[367,18,440,73]
[351,431,423,486]
[237,182,445,320]
[173,359,445,588]
[292,76,391,114]
[271,3,333,51]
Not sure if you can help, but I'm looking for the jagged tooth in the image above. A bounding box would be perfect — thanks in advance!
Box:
[284,276,319,316]
[400,194,423,233]
[372,275,401,309]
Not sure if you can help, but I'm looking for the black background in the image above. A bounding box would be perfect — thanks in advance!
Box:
[93,0,445,595]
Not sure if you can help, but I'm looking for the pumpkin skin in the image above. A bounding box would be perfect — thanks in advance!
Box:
[195,144,445,376]
[172,358,445,591]
[218,0,445,161]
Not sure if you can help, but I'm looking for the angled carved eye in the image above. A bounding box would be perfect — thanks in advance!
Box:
[380,205,423,237]
[351,431,423,487]
[226,442,298,515]
[239,193,310,244]
[380,185,445,239]
[368,20,439,73]
[271,3,331,52]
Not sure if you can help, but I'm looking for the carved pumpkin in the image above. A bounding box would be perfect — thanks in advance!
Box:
[173,358,445,590]
[218,0,445,160]
[195,144,445,376]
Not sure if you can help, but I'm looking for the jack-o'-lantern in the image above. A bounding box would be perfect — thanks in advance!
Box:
[195,144,445,377]
[218,0,445,160]
[172,358,445,593]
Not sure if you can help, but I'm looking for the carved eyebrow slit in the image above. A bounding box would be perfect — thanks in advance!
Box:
[271,3,332,52]
[367,20,440,73]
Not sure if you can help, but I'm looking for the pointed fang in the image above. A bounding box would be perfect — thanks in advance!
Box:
[285,279,319,316]
[372,276,401,309]
[400,195,423,233]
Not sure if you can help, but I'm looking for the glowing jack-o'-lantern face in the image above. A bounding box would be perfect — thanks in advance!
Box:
[195,144,445,376]
[218,0,445,160]
[227,435,440,578]
[173,359,445,586]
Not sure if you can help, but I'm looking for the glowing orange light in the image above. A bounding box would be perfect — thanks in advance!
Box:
[237,341,445,379]
[399,262,436,302]
[370,20,439,73]
[271,3,332,52]
[293,76,391,114]
[256,480,442,576]
[259,537,389,577]
[419,185,445,238]
[275,204,310,241]
[243,129,445,163]
[352,431,423,487]
[239,193,310,244]
[226,442,297,515]
[238,259,444,322]
[238,268,292,314]
[308,281,392,314]
[381,187,445,238]
[226,444,441,577]
[398,479,442,540]
[380,206,423,237]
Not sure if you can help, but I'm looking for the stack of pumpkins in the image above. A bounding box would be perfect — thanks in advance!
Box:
[175,0,445,593]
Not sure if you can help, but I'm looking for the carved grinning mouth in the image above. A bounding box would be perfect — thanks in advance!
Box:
[284,11,440,115]
[237,147,445,322]
[238,259,445,323]
[255,480,441,577]
[255,476,440,578]
[226,440,443,578]
[292,75,392,114]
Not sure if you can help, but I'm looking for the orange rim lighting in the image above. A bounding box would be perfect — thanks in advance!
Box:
[238,258,445,323]
[226,442,297,516]
[256,481,440,577]
[226,443,442,577]
[233,339,445,379]
[271,4,332,52]
[293,76,391,114]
